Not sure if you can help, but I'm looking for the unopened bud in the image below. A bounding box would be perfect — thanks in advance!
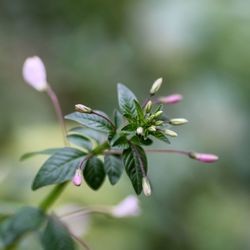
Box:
[150,78,163,95]
[153,110,163,118]
[72,169,82,186]
[158,94,183,105]
[136,127,144,135]
[145,100,152,113]
[22,56,48,91]
[169,118,188,125]
[165,129,178,137]
[148,125,156,132]
[75,104,92,113]
[142,177,152,196]
[155,120,164,126]
[189,152,219,163]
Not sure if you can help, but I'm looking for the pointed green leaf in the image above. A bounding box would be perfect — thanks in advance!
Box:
[113,109,124,128]
[41,215,75,250]
[65,111,113,133]
[104,155,123,185]
[67,134,93,151]
[153,131,170,144]
[83,157,105,190]
[117,83,138,118]
[20,148,60,161]
[134,100,144,121]
[0,207,45,248]
[122,145,148,194]
[32,148,86,190]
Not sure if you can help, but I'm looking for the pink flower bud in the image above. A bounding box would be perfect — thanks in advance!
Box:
[189,152,219,163]
[72,169,82,186]
[111,195,140,218]
[158,94,183,104]
[22,56,48,91]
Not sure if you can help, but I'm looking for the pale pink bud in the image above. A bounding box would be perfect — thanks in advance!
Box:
[72,169,82,186]
[111,195,140,218]
[158,94,183,104]
[189,152,219,163]
[22,56,48,91]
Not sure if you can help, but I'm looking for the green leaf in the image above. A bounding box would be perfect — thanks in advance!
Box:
[131,135,153,146]
[41,215,75,250]
[153,131,170,144]
[121,124,137,132]
[110,134,129,150]
[117,83,138,118]
[0,207,45,248]
[32,148,86,190]
[122,144,148,194]
[65,111,113,133]
[20,148,60,161]
[134,100,144,122]
[67,134,93,151]
[104,155,123,185]
[113,109,124,128]
[83,157,105,190]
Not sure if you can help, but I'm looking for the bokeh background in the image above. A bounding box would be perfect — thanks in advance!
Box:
[1,0,250,249]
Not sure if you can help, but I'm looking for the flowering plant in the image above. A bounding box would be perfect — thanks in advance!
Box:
[0,56,218,250]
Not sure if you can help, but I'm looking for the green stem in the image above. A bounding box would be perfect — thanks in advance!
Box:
[39,182,68,212]
[91,141,110,155]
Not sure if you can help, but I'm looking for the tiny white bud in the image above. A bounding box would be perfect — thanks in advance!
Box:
[169,118,188,125]
[148,125,156,132]
[145,100,152,113]
[155,120,164,126]
[22,56,48,91]
[165,129,178,137]
[142,177,152,196]
[153,110,163,118]
[75,104,92,113]
[150,78,163,95]
[136,127,144,135]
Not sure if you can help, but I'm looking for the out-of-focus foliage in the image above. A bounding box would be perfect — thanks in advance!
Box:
[0,0,250,249]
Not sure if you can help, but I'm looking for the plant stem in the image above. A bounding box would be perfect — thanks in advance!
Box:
[39,182,68,212]
[92,110,116,130]
[46,84,68,145]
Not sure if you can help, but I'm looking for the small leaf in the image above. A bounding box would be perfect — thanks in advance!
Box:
[20,148,60,161]
[113,109,124,128]
[122,145,148,194]
[65,111,113,133]
[110,134,129,150]
[117,83,138,118]
[67,134,93,151]
[83,157,105,190]
[104,155,123,185]
[131,135,153,146]
[121,124,137,132]
[0,207,45,248]
[32,148,86,190]
[134,100,144,122]
[41,215,75,250]
[153,131,170,144]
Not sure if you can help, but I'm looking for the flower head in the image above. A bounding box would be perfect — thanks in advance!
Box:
[72,169,82,186]
[150,78,163,95]
[158,94,183,105]
[111,195,140,218]
[22,56,48,91]
[169,118,188,125]
[136,127,144,135]
[189,152,219,163]
[75,104,92,113]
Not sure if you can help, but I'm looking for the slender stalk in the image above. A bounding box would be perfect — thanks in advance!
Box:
[46,84,68,145]
[71,234,91,250]
[92,110,116,130]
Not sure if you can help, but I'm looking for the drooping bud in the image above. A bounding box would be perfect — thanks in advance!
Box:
[155,120,164,126]
[75,104,92,113]
[145,100,153,113]
[169,118,188,125]
[189,152,219,163]
[150,78,163,95]
[72,169,82,186]
[136,127,144,135]
[158,94,183,105]
[22,56,48,91]
[165,129,178,137]
[111,195,140,218]
[142,177,152,196]
[148,125,156,132]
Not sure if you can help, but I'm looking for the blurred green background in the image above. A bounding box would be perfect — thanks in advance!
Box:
[1,0,250,249]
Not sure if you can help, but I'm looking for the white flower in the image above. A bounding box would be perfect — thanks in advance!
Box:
[111,195,140,218]
[150,78,163,95]
[22,56,48,91]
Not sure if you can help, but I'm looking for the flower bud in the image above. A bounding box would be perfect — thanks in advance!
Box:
[153,110,163,118]
[142,177,152,196]
[155,120,164,126]
[22,56,48,91]
[189,152,219,163]
[111,195,140,218]
[148,125,156,132]
[145,100,152,113]
[158,94,183,105]
[169,118,188,125]
[165,129,178,137]
[136,127,144,135]
[72,169,82,186]
[150,78,163,95]
[75,104,92,113]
